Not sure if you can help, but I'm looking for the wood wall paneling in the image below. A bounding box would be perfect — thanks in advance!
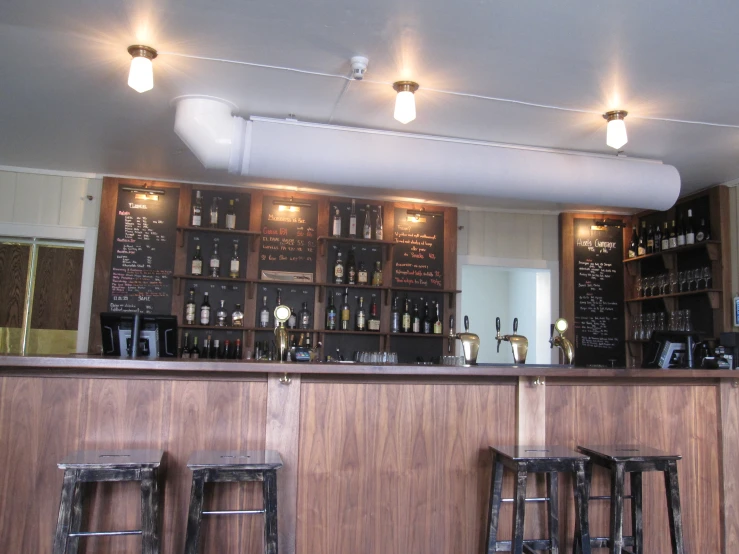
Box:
[719,380,739,552]
[0,244,29,329]
[31,246,84,330]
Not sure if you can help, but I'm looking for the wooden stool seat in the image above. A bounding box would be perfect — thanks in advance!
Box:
[485,445,592,554]
[576,444,684,554]
[184,450,283,554]
[53,449,165,554]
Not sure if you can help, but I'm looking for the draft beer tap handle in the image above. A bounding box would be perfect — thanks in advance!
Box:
[513,318,518,334]
[464,315,470,332]
[550,323,555,348]
[496,316,501,353]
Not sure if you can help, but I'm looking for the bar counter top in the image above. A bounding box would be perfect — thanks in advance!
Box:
[0,353,737,379]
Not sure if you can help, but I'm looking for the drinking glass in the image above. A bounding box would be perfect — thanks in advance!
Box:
[678,271,687,293]
[635,276,643,298]
[702,266,712,289]
[669,271,678,294]
[684,309,693,332]
[650,276,659,297]
[658,312,666,331]
[687,270,695,291]
[659,273,668,295]
[677,310,686,332]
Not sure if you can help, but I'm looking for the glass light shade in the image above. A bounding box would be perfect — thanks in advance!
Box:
[606,118,628,149]
[128,56,154,93]
[394,90,416,124]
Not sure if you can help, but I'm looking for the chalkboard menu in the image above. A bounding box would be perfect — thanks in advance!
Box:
[108,186,180,314]
[573,220,625,367]
[392,208,444,289]
[259,196,318,281]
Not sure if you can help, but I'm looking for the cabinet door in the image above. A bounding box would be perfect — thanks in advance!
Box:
[0,244,30,354]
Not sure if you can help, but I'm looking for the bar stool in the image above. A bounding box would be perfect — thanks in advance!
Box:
[576,444,684,554]
[184,450,283,554]
[485,445,592,554]
[52,449,165,554]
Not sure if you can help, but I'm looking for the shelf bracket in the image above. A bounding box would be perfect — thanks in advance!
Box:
[708,291,720,309]
[318,285,325,303]
[707,243,720,261]
[247,281,256,301]
[177,228,185,248]
[250,234,260,253]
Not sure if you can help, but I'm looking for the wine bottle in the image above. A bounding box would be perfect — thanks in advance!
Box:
[433,302,443,334]
[677,213,686,246]
[209,241,220,277]
[190,336,200,359]
[375,207,383,240]
[191,244,203,276]
[216,300,228,327]
[299,301,312,329]
[654,223,662,253]
[372,261,383,286]
[401,297,411,333]
[332,208,342,237]
[349,199,357,237]
[260,295,270,328]
[213,338,221,359]
[628,226,638,258]
[334,250,345,284]
[368,298,381,331]
[288,307,297,329]
[225,199,236,230]
[325,292,337,330]
[646,224,654,255]
[229,240,240,278]
[185,288,196,325]
[340,288,351,331]
[668,220,678,249]
[200,292,211,325]
[363,205,372,239]
[231,304,244,327]
[357,262,368,285]
[637,221,646,256]
[209,197,219,228]
[660,222,669,251]
[355,296,366,331]
[346,248,357,285]
[181,332,190,359]
[191,191,203,227]
[411,303,421,333]
[422,301,432,334]
[390,295,401,333]
[685,209,695,244]
[234,339,243,360]
[696,218,709,242]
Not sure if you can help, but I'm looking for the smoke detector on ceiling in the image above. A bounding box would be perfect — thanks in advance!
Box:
[350,56,368,80]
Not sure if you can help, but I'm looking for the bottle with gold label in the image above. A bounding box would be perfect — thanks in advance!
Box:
[191,245,203,276]
[372,261,383,286]
[229,240,240,278]
[340,288,351,330]
[225,199,236,230]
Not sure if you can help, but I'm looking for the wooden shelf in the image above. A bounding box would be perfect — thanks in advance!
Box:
[175,274,248,283]
[625,288,721,303]
[177,226,261,251]
[317,236,396,260]
[181,324,248,331]
[391,286,461,294]
[623,240,721,264]
[320,329,385,336]
[388,333,447,339]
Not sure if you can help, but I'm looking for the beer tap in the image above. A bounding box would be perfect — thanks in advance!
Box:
[448,315,480,365]
[496,317,528,364]
[549,318,574,365]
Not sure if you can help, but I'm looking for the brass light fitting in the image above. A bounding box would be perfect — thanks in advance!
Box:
[127,45,158,61]
[392,81,420,94]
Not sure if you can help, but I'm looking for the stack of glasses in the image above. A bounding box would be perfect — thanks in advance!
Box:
[632,309,693,341]
[635,267,712,298]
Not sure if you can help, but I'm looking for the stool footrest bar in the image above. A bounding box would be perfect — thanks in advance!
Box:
[500,497,549,503]
[588,494,633,500]
[590,536,635,548]
[493,539,552,551]
[68,530,142,537]
[202,509,265,515]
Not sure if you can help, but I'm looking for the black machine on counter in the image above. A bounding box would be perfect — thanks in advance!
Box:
[101,312,178,358]
[643,330,732,369]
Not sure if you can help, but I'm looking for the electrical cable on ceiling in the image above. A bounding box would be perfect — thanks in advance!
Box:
[159,50,739,130]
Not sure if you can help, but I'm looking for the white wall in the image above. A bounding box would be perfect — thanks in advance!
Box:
[461,266,512,363]
[0,168,102,352]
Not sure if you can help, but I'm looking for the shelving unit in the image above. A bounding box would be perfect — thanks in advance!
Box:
[317,236,396,260]
[177,226,261,251]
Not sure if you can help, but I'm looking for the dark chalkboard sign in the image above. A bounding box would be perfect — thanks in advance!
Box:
[108,185,180,314]
[392,208,444,289]
[259,196,318,281]
[573,220,625,367]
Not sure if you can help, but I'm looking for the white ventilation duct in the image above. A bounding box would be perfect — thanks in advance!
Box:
[174,97,681,211]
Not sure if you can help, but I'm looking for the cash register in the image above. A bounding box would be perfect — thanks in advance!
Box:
[100,312,178,358]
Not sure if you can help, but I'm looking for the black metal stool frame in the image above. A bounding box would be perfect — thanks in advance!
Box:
[575,445,685,554]
[52,449,164,554]
[485,446,592,554]
[184,450,282,554]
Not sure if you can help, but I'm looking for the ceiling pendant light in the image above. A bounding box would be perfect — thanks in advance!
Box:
[603,110,628,150]
[393,81,420,124]
[127,45,158,93]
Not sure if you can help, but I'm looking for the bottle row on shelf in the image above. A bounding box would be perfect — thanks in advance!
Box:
[191,239,241,278]
[332,199,383,240]
[333,248,383,285]
[181,333,243,359]
[628,208,711,258]
[185,290,244,327]
[191,190,239,230]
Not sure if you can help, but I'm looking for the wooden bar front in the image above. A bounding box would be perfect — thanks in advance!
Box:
[0,357,737,553]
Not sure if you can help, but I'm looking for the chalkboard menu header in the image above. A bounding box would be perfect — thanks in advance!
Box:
[392,208,444,289]
[259,196,318,281]
[573,220,625,367]
[108,185,179,314]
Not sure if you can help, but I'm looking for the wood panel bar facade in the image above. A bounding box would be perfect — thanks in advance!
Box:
[0,358,737,553]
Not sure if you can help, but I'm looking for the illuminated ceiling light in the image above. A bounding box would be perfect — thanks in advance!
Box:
[603,110,628,150]
[127,45,158,93]
[393,81,419,124]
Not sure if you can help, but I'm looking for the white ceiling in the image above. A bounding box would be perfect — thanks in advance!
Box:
[2,0,739,212]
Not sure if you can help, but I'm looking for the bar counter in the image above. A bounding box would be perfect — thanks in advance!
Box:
[0,355,737,553]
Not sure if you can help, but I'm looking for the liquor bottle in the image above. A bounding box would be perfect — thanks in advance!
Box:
[375,207,383,240]
[411,303,421,333]
[209,241,220,277]
[646,225,654,255]
[214,339,222,359]
[368,298,381,331]
[216,300,228,326]
[357,262,368,285]
[191,191,203,227]
[349,199,357,237]
[181,332,190,358]
[191,245,203,275]
[288,307,297,329]
[299,301,312,329]
[225,199,236,230]
[209,336,217,359]
[363,205,372,239]
[346,248,357,285]
[696,218,709,242]
[325,292,337,330]
[275,287,282,309]
[372,261,383,286]
[260,295,270,328]
[355,296,366,331]
[340,288,351,331]
[209,197,219,228]
[628,226,638,258]
[668,220,678,249]
[234,339,243,360]
[332,208,342,237]
[654,223,662,253]
[222,340,230,359]
[390,295,401,333]
[231,304,244,327]
[334,250,345,284]
[433,302,443,334]
[401,297,411,333]
[637,221,646,256]
[200,292,211,325]
[660,222,669,251]
[422,301,432,334]
[190,336,200,359]
[685,209,695,244]
[677,214,686,247]
[185,288,196,325]
[229,240,240,278]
